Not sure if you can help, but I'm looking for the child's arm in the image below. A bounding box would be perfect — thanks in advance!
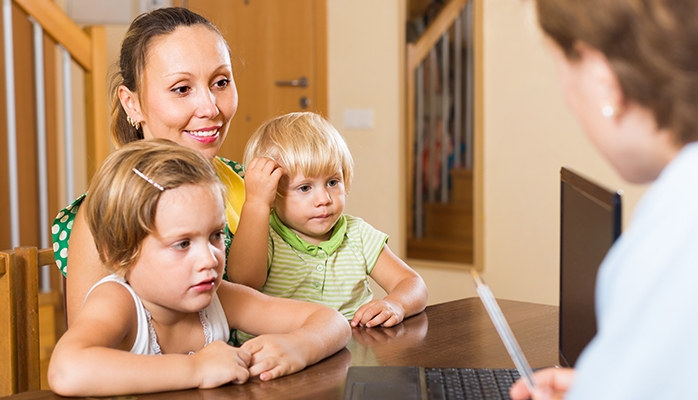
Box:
[48,283,252,397]
[228,157,283,289]
[64,206,110,324]
[352,244,429,328]
[218,281,352,381]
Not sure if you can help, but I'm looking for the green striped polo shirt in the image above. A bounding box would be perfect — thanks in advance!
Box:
[234,213,388,344]
[261,213,389,319]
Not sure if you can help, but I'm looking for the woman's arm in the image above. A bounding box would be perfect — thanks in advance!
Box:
[218,281,351,381]
[64,206,110,324]
[352,245,429,328]
[49,283,251,397]
[227,157,283,289]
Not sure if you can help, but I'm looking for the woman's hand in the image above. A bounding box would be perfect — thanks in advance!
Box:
[509,367,575,400]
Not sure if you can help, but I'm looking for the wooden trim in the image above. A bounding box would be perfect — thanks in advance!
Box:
[0,251,18,396]
[405,43,416,239]
[407,0,467,71]
[83,25,109,179]
[313,0,328,117]
[473,0,484,271]
[405,0,470,247]
[14,247,41,393]
[10,0,109,223]
[12,0,92,69]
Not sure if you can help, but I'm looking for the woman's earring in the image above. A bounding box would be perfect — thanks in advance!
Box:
[127,115,141,130]
[600,100,621,118]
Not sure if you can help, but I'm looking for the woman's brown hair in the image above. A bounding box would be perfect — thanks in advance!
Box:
[536,0,698,145]
[109,7,228,147]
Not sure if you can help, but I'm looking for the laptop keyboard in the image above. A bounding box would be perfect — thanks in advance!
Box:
[425,368,521,400]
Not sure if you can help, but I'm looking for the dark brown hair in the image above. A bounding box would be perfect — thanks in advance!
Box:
[536,0,698,145]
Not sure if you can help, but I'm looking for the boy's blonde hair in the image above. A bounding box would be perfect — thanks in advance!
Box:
[83,139,225,276]
[243,112,354,192]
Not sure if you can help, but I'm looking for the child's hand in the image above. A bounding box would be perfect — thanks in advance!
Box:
[192,341,252,388]
[240,334,308,381]
[244,157,283,208]
[351,299,405,328]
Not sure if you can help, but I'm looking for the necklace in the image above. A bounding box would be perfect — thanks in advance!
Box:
[145,308,212,355]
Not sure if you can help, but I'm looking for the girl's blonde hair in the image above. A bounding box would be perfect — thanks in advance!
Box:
[243,112,355,192]
[83,139,225,276]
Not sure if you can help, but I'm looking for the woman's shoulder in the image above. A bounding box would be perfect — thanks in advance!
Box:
[52,193,88,276]
[215,156,245,178]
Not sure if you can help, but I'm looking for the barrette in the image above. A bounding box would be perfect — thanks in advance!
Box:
[132,168,164,191]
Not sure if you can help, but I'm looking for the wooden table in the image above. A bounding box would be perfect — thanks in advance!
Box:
[1,297,558,400]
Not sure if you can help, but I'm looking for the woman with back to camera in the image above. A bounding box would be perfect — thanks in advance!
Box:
[510,0,698,398]
[51,7,281,324]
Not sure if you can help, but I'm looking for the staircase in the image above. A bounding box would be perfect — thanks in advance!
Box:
[407,169,473,264]
[405,0,474,265]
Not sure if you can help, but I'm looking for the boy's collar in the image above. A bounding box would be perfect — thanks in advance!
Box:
[270,210,346,256]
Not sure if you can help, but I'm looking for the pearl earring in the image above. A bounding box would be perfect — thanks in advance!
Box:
[600,100,620,118]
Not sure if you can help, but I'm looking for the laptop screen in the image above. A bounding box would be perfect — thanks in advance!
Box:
[559,167,622,367]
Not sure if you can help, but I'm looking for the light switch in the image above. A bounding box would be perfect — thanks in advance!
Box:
[67,0,133,24]
[343,109,374,130]
[139,0,173,14]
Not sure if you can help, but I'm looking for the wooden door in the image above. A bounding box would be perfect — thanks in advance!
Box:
[182,0,327,164]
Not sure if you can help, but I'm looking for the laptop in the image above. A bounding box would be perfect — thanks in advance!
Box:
[344,270,531,400]
[343,167,622,400]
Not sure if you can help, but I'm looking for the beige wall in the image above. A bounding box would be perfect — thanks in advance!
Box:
[326,0,405,301]
[328,0,649,306]
[477,0,647,305]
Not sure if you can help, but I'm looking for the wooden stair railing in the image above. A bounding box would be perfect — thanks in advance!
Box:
[2,2,107,389]
[11,0,109,179]
[3,0,108,250]
[405,0,473,264]
[0,247,63,396]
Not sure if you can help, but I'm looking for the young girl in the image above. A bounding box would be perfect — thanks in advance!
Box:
[232,112,428,331]
[48,139,351,397]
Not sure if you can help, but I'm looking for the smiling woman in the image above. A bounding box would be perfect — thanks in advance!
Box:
[50,7,279,325]
[117,24,236,160]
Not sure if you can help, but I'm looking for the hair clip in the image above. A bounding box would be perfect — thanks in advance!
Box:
[132,168,164,191]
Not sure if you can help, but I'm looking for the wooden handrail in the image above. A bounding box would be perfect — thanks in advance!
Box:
[407,0,469,71]
[13,0,92,69]
[406,0,471,242]
[11,0,110,178]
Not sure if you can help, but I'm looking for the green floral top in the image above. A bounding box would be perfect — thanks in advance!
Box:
[51,157,245,278]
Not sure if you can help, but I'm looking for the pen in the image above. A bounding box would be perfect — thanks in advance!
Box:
[470,268,537,394]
